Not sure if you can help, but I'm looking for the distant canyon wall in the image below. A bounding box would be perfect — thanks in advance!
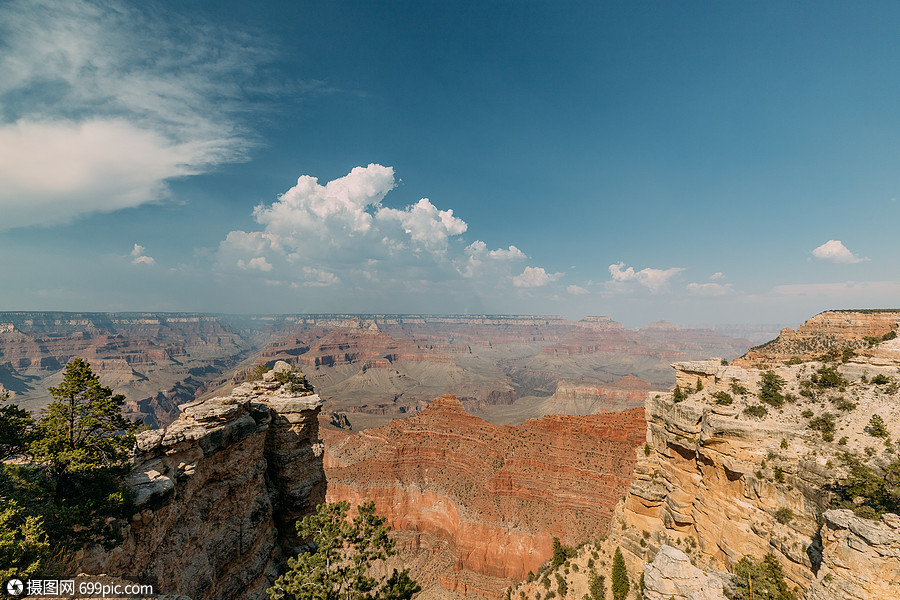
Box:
[323,395,646,597]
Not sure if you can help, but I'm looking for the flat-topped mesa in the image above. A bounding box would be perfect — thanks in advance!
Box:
[613,348,900,599]
[738,309,900,366]
[78,361,325,600]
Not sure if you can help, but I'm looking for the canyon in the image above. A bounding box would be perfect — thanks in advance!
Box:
[0,312,751,430]
[322,395,646,598]
[48,309,900,599]
[510,309,900,600]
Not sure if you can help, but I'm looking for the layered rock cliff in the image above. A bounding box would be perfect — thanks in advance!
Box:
[740,309,900,365]
[322,395,645,598]
[509,313,900,600]
[613,325,900,597]
[78,362,326,600]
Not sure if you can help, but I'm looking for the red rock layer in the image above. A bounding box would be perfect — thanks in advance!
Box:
[323,396,645,584]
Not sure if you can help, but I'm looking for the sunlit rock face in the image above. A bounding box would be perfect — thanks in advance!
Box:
[323,394,646,598]
[78,362,325,600]
[611,311,900,599]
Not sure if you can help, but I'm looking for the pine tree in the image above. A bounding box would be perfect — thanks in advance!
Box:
[268,501,420,600]
[31,358,140,493]
[587,570,605,600]
[611,547,629,600]
[0,391,35,461]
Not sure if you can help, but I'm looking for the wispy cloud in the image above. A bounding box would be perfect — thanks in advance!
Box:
[0,0,270,230]
[811,240,868,264]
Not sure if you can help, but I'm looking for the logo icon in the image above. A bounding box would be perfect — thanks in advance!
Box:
[6,579,24,596]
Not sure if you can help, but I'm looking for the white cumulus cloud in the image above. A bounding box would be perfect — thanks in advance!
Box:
[237,257,273,272]
[567,284,589,295]
[607,262,684,293]
[513,266,563,288]
[811,240,868,264]
[130,244,155,265]
[217,165,556,298]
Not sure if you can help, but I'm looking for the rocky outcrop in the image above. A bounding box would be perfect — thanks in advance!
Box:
[642,545,727,600]
[808,509,900,599]
[323,395,645,596]
[739,309,900,365]
[78,362,325,600]
[615,352,900,598]
[539,375,655,415]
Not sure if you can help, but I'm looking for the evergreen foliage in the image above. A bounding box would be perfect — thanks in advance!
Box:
[0,498,50,581]
[555,574,568,597]
[268,501,420,600]
[610,547,629,600]
[867,415,889,438]
[732,554,794,600]
[0,392,36,461]
[32,358,140,483]
[587,570,605,600]
[551,537,576,568]
[810,366,847,390]
[758,371,785,407]
[0,359,140,575]
[672,385,686,403]
[830,452,900,518]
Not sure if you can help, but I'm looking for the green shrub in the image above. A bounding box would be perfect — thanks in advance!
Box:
[744,405,768,419]
[774,508,793,525]
[712,391,733,405]
[555,574,568,597]
[730,380,749,395]
[831,397,856,411]
[587,571,605,600]
[774,466,785,483]
[732,554,795,600]
[810,366,847,390]
[672,385,686,403]
[872,374,891,385]
[868,415,889,438]
[611,547,629,600]
[808,413,836,442]
[759,371,786,407]
[830,452,900,518]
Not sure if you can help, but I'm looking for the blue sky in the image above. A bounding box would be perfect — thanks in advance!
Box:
[1,0,898,327]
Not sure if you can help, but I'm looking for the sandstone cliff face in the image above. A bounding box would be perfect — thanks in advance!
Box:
[808,509,900,599]
[79,363,325,600]
[322,395,645,597]
[615,353,900,598]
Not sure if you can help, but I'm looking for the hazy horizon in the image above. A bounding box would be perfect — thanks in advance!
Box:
[2,1,899,325]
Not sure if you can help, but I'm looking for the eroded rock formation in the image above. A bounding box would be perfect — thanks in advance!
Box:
[78,362,325,600]
[322,395,645,597]
[612,332,900,597]
[739,309,900,365]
